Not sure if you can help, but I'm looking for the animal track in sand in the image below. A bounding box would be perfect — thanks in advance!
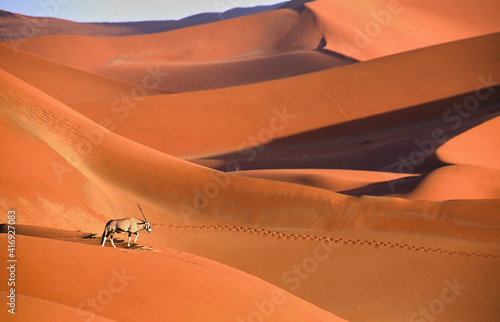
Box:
[164,224,500,259]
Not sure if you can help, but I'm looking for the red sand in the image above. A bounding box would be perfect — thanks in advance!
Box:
[1,2,499,321]
[1,234,345,321]
[306,0,500,61]
[69,33,500,158]
[437,116,500,170]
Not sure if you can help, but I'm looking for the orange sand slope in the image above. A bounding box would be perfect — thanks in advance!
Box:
[11,8,323,69]
[306,0,500,61]
[0,233,345,321]
[1,56,500,321]
[1,67,499,240]
[10,8,348,92]
[0,43,165,105]
[1,1,500,321]
[437,116,500,170]
[67,33,500,158]
[0,4,285,40]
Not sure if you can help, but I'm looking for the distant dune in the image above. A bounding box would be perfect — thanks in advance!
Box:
[0,2,285,40]
[10,8,343,92]
[306,0,500,60]
[1,1,499,321]
[67,33,500,160]
[0,43,166,104]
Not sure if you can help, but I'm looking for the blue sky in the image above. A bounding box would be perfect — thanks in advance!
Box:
[1,0,288,22]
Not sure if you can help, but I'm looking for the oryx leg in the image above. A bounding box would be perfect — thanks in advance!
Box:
[109,231,116,248]
[133,232,139,244]
[127,231,132,247]
[102,229,113,247]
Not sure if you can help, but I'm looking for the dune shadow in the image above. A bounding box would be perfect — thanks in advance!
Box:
[0,224,155,250]
[316,47,359,64]
[339,175,425,197]
[279,0,316,11]
[0,224,103,246]
[197,88,500,173]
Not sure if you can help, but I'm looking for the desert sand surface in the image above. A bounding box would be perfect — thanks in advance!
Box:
[0,3,285,40]
[0,1,499,321]
[306,0,500,61]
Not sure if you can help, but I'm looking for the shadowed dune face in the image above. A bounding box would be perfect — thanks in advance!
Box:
[1,2,500,321]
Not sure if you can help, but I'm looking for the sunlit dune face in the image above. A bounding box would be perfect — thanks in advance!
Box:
[1,1,499,321]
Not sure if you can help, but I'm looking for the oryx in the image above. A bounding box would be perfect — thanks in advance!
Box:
[101,204,152,248]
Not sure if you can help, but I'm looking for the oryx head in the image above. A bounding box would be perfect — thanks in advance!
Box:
[144,221,152,233]
[137,204,152,233]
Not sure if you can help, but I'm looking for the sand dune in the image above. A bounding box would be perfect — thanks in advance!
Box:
[11,9,326,84]
[2,67,499,241]
[69,33,500,159]
[0,4,284,41]
[235,168,417,195]
[437,116,500,170]
[1,2,500,321]
[306,0,500,61]
[0,233,345,321]
[0,43,165,105]
[5,7,345,93]
[404,165,500,201]
[98,49,348,92]
[0,111,107,232]
[0,291,114,322]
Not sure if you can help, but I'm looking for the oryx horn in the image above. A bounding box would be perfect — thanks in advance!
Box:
[137,203,148,222]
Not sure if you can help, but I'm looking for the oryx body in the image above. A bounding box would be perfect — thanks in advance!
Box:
[101,204,152,248]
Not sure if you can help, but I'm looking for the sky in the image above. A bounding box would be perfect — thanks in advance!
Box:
[1,0,288,22]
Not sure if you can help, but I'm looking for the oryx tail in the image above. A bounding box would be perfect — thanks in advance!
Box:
[101,220,111,245]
